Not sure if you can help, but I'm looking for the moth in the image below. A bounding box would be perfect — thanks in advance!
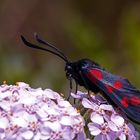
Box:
[21,34,140,123]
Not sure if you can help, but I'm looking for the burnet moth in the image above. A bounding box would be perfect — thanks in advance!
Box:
[21,34,140,123]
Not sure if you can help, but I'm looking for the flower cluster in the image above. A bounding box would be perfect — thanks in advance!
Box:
[71,91,139,140]
[0,82,85,140]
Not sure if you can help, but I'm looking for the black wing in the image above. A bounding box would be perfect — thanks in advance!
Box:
[83,66,140,123]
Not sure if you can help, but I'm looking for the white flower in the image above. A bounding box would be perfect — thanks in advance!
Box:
[73,91,139,140]
[0,82,85,140]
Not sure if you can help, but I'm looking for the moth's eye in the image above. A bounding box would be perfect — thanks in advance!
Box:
[67,65,72,70]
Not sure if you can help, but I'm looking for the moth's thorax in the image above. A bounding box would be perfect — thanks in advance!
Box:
[76,59,99,69]
[65,59,100,84]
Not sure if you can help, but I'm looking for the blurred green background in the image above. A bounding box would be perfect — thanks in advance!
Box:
[0,0,140,132]
[0,0,140,91]
[0,1,140,93]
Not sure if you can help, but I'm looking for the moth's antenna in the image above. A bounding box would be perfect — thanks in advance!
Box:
[21,35,69,63]
[34,33,68,61]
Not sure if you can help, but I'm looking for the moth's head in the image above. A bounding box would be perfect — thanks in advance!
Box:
[65,62,74,80]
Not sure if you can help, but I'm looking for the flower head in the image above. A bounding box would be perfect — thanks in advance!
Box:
[0,82,86,140]
[71,91,139,140]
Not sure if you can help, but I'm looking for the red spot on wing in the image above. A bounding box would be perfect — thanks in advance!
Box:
[105,80,123,94]
[87,71,96,82]
[114,81,123,89]
[121,97,129,108]
[130,97,140,106]
[89,69,103,80]
[106,85,114,93]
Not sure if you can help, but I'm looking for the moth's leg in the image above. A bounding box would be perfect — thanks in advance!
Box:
[75,81,78,94]
[73,81,78,104]
[79,71,90,94]
[67,76,73,100]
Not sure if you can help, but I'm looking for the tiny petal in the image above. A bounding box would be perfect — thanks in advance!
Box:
[77,131,87,140]
[58,100,71,108]
[119,133,126,140]
[45,107,59,116]
[0,101,10,111]
[60,116,73,126]
[71,92,82,99]
[39,127,51,136]
[11,115,28,127]
[94,134,105,140]
[127,123,135,133]
[62,127,76,140]
[36,107,48,119]
[108,121,118,132]
[33,132,42,140]
[21,130,34,140]
[16,82,30,88]
[0,117,9,129]
[111,114,124,127]
[91,112,104,125]
[82,98,97,110]
[88,123,101,136]
[19,95,37,105]
[71,91,88,99]
[44,89,61,100]
[0,91,11,99]
[100,104,114,111]
[44,121,61,132]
